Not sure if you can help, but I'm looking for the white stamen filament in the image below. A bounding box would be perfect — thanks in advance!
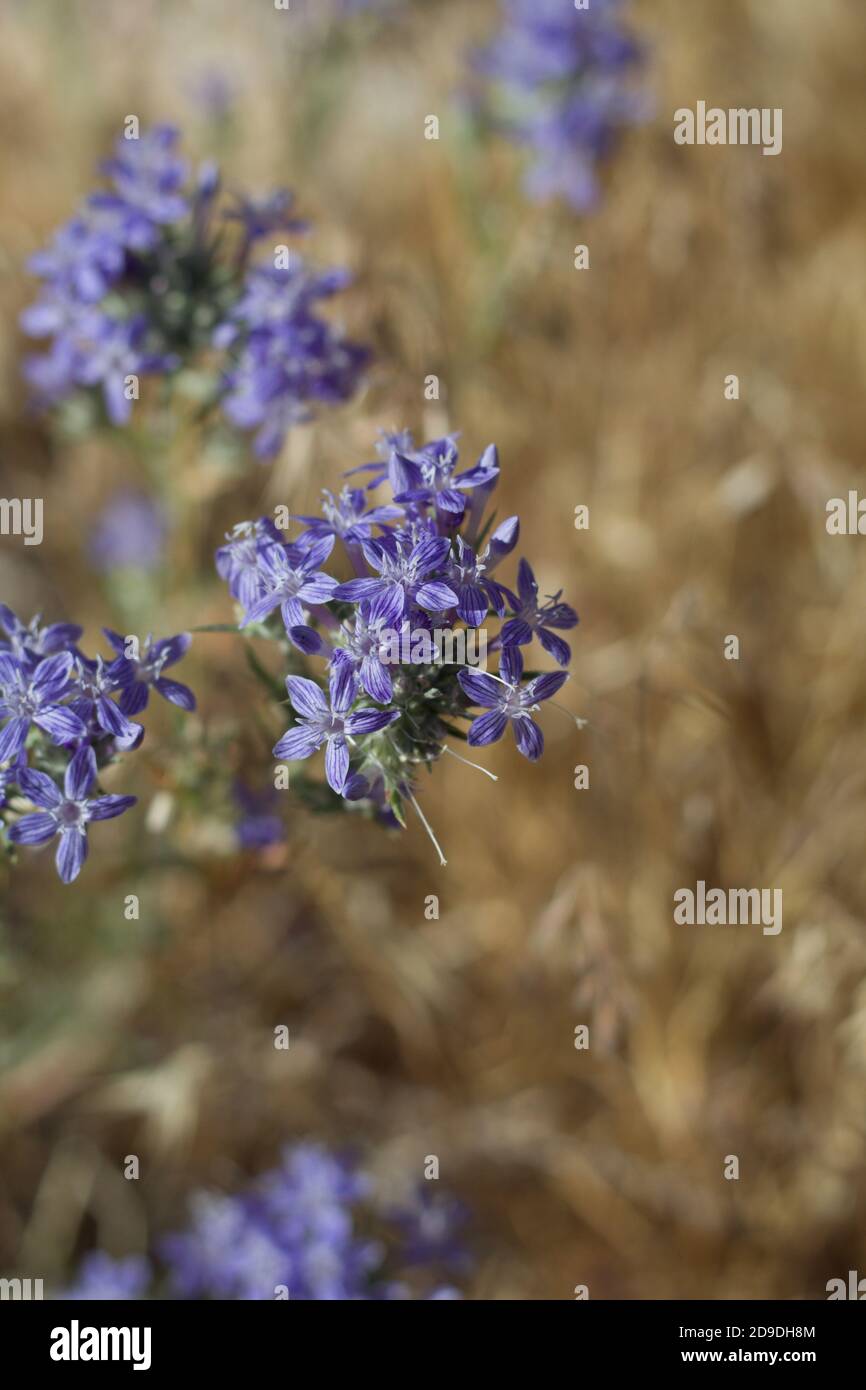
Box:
[442,745,498,780]
[408,791,448,867]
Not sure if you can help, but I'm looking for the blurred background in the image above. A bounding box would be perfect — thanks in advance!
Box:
[2,0,866,1298]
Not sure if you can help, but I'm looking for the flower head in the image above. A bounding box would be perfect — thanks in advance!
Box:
[103,631,196,716]
[8,744,136,883]
[458,645,568,761]
[274,665,399,794]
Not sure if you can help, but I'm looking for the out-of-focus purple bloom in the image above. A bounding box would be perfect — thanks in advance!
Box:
[233,780,284,850]
[7,744,136,884]
[274,666,399,794]
[103,631,196,716]
[224,188,308,243]
[101,124,190,225]
[499,557,578,666]
[66,1142,470,1301]
[26,210,126,303]
[390,1188,473,1273]
[63,1253,151,1301]
[458,644,568,761]
[73,313,177,425]
[475,0,648,211]
[188,66,238,121]
[216,262,370,461]
[88,489,168,573]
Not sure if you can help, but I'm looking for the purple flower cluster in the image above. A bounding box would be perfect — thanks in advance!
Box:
[215,261,370,460]
[216,430,576,860]
[22,123,368,457]
[475,0,648,211]
[62,1143,468,1301]
[0,607,194,883]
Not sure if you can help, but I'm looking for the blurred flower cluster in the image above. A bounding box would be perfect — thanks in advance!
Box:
[475,0,647,211]
[0,609,194,882]
[217,430,576,862]
[63,1143,468,1300]
[21,123,368,458]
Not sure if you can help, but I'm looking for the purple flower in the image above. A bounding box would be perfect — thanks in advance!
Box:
[331,587,407,704]
[0,606,82,670]
[188,66,238,121]
[103,631,196,716]
[73,314,177,426]
[295,487,402,547]
[242,536,338,631]
[499,558,578,666]
[63,1253,151,1301]
[445,530,516,626]
[274,666,399,795]
[458,645,568,761]
[0,652,86,764]
[390,1188,472,1272]
[476,0,648,212]
[68,653,143,744]
[233,781,284,850]
[335,533,458,618]
[216,518,286,611]
[26,210,126,303]
[88,489,167,573]
[67,1141,470,1301]
[100,124,190,225]
[216,262,370,460]
[224,188,308,243]
[391,438,499,521]
[8,744,136,884]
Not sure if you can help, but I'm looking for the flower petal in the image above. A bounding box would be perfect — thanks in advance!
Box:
[154,678,197,711]
[56,827,88,883]
[272,724,322,761]
[285,676,328,720]
[415,582,459,612]
[0,716,30,765]
[457,670,500,707]
[8,811,57,846]
[467,710,508,747]
[360,655,393,704]
[513,714,544,761]
[345,707,400,735]
[324,734,349,794]
[33,705,87,745]
[526,670,569,703]
[17,767,63,808]
[65,745,96,801]
[88,794,137,822]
